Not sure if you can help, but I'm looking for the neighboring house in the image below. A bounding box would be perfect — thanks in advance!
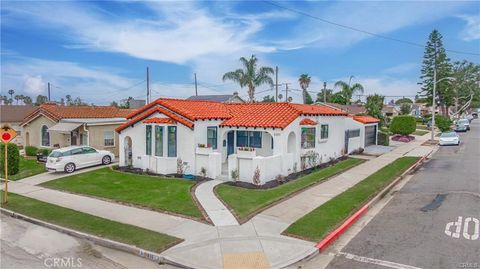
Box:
[0,105,37,145]
[186,92,245,103]
[411,103,429,117]
[345,116,380,154]
[382,105,399,117]
[21,103,133,156]
[116,98,378,184]
[326,103,366,115]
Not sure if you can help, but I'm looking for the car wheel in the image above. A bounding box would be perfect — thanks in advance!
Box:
[64,163,76,173]
[102,155,111,165]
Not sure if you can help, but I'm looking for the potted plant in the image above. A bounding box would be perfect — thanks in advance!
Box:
[237,147,256,158]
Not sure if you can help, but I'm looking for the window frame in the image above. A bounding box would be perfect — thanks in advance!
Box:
[41,125,50,147]
[167,126,177,157]
[348,129,360,138]
[236,131,262,148]
[320,124,329,140]
[155,125,164,157]
[103,131,115,147]
[207,127,218,149]
[301,127,316,149]
[145,125,152,155]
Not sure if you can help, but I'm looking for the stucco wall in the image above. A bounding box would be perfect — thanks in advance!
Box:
[86,124,121,156]
[22,116,67,148]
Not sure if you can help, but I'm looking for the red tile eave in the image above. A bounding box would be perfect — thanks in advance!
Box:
[116,107,193,133]
[142,117,176,124]
[352,115,380,124]
[300,118,318,125]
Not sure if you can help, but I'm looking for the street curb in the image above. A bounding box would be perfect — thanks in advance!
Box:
[0,208,188,268]
[315,150,434,253]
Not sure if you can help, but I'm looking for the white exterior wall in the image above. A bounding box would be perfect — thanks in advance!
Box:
[345,118,364,153]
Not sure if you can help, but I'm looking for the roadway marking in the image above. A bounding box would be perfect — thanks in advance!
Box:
[445,216,479,240]
[336,252,423,269]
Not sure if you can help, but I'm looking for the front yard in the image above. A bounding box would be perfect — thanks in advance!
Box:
[41,167,204,219]
[215,158,364,221]
[284,156,419,241]
[413,130,429,136]
[1,193,180,252]
[1,157,46,181]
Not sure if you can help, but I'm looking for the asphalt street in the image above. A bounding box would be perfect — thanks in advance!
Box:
[327,120,480,269]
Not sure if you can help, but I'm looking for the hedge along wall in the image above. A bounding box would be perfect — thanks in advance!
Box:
[389,115,416,136]
[0,143,20,176]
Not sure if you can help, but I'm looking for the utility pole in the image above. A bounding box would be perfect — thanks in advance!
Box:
[194,73,198,96]
[285,83,291,102]
[275,66,279,102]
[323,82,327,103]
[146,67,150,103]
[47,82,51,101]
[431,43,436,142]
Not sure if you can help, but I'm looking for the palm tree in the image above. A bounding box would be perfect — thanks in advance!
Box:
[8,89,15,101]
[222,55,274,102]
[298,74,312,104]
[334,76,364,105]
[23,96,33,105]
[14,94,23,104]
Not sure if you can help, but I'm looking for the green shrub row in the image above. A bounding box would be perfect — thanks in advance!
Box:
[377,131,390,146]
[435,115,453,132]
[390,115,416,135]
[0,143,20,176]
[25,146,38,156]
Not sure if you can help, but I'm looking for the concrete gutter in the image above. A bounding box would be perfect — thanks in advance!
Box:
[0,208,189,268]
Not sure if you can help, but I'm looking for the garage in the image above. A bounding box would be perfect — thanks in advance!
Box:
[364,125,377,146]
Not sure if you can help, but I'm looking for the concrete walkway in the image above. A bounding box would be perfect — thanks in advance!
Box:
[194,180,239,226]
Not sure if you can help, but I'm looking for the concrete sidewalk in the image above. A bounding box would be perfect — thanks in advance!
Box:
[194,180,239,226]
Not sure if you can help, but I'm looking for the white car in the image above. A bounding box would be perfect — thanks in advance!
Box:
[46,146,115,173]
[439,132,460,146]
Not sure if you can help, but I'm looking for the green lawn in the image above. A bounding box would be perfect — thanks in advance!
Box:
[216,158,364,220]
[413,130,429,136]
[416,124,430,130]
[1,193,180,252]
[1,157,46,181]
[41,167,203,219]
[284,157,419,241]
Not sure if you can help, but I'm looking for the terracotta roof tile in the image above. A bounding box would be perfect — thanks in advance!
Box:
[353,115,380,124]
[116,107,193,132]
[291,103,348,116]
[220,103,300,129]
[142,117,176,124]
[299,118,318,125]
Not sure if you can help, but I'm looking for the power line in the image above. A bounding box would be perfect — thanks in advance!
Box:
[263,1,480,56]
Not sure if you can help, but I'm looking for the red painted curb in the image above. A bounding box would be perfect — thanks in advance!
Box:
[315,204,369,252]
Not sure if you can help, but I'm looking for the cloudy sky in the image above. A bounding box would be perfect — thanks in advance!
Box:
[1,1,479,104]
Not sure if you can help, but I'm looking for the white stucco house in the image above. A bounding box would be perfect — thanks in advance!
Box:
[116,98,378,184]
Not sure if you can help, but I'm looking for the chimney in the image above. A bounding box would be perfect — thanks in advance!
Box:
[233,91,239,97]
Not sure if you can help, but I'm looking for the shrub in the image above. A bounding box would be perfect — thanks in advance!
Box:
[0,143,20,176]
[200,167,207,177]
[25,146,38,156]
[389,115,416,135]
[275,174,286,184]
[38,148,51,156]
[230,169,239,182]
[378,131,390,146]
[435,115,453,132]
[252,166,261,186]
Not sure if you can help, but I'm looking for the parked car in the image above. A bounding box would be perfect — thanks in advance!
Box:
[46,146,115,173]
[456,119,470,131]
[439,132,460,146]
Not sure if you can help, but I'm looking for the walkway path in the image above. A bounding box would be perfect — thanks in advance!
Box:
[194,180,239,226]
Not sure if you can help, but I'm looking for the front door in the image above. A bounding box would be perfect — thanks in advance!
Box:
[71,131,77,146]
[227,131,235,156]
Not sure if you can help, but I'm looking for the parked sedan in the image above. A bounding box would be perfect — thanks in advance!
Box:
[439,132,460,146]
[46,146,115,173]
[456,119,470,131]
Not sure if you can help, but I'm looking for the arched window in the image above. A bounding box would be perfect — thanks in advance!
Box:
[41,125,50,146]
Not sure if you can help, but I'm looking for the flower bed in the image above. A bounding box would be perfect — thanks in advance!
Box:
[391,134,415,142]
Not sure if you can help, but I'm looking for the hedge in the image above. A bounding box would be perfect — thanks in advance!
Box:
[38,148,51,156]
[25,146,38,156]
[0,143,20,176]
[435,115,453,132]
[378,131,390,146]
[389,115,416,136]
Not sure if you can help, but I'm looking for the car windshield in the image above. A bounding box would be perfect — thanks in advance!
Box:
[458,119,468,124]
[441,132,457,138]
[49,151,63,158]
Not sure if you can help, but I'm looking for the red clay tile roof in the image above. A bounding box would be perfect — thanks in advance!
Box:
[220,103,300,129]
[118,98,348,132]
[353,115,380,124]
[299,118,318,125]
[291,103,348,116]
[142,117,176,124]
[22,103,133,125]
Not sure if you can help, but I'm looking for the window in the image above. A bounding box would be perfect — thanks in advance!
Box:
[348,129,360,138]
[80,133,87,145]
[41,125,50,146]
[321,124,329,139]
[236,131,262,148]
[207,127,218,149]
[167,126,177,157]
[155,126,163,157]
[71,148,83,155]
[146,125,152,155]
[82,147,97,154]
[104,131,115,147]
[301,127,316,149]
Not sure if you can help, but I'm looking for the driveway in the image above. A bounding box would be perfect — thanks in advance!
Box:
[326,120,480,269]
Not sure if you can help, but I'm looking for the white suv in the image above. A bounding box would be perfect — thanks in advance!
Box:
[46,146,115,173]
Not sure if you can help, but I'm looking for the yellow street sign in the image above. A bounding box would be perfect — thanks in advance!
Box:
[0,125,17,143]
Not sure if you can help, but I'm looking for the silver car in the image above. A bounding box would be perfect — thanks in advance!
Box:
[46,146,115,173]
[439,132,460,146]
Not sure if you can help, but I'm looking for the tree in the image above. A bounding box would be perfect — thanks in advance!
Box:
[298,74,313,104]
[23,96,33,105]
[65,95,73,106]
[316,88,333,103]
[261,95,275,102]
[8,89,15,100]
[365,94,385,125]
[110,101,119,107]
[14,94,23,104]
[330,92,347,105]
[222,55,274,102]
[435,115,453,132]
[451,61,480,114]
[390,116,416,136]
[400,103,412,115]
[334,76,364,104]
[73,97,87,106]
[35,95,48,105]
[419,30,453,116]
[395,98,413,105]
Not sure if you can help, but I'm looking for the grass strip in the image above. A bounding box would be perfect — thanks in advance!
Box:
[216,158,364,220]
[1,193,180,253]
[284,156,419,241]
[413,130,429,136]
[1,157,46,181]
[41,167,202,219]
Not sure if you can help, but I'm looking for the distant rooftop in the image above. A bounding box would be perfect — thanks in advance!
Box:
[0,105,36,123]
[186,92,245,103]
